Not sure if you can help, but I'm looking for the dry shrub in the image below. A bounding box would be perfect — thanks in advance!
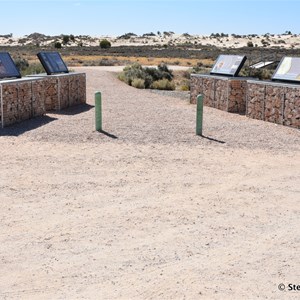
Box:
[118,63,175,90]
[151,79,175,90]
[131,78,145,89]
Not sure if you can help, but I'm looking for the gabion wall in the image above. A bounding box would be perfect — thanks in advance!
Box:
[190,74,247,114]
[247,80,300,129]
[0,73,86,128]
[190,74,300,129]
[0,78,45,128]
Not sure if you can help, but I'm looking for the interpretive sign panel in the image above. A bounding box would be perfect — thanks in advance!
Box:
[0,52,22,79]
[210,55,247,77]
[37,52,69,75]
[272,56,300,83]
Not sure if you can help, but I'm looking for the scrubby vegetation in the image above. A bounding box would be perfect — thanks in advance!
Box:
[239,66,274,80]
[14,58,44,76]
[118,63,175,90]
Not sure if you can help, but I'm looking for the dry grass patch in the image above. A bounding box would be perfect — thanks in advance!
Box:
[58,55,214,67]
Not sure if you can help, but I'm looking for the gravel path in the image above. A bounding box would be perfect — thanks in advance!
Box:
[1,66,299,152]
[0,67,299,300]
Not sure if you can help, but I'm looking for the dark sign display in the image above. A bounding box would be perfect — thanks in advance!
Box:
[0,52,22,79]
[272,56,300,83]
[210,55,247,77]
[37,52,69,75]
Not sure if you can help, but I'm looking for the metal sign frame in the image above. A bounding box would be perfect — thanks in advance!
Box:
[37,52,69,75]
[0,52,22,79]
[272,56,300,84]
[210,55,247,77]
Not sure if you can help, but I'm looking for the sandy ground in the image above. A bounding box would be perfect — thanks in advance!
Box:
[0,67,300,299]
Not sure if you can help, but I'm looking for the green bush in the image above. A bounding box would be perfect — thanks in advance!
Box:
[118,63,152,88]
[119,63,175,90]
[180,79,190,91]
[62,35,70,45]
[239,67,274,80]
[100,39,111,49]
[247,41,254,47]
[14,58,44,76]
[131,78,145,89]
[22,63,45,76]
[144,63,173,82]
[118,72,127,83]
[157,63,173,80]
[15,58,29,71]
[54,41,62,49]
[151,79,175,90]
[14,59,44,76]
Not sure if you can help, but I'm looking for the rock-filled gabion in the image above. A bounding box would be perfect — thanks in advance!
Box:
[0,78,45,127]
[191,74,300,129]
[247,81,300,129]
[190,74,246,114]
[38,73,86,111]
[0,73,86,128]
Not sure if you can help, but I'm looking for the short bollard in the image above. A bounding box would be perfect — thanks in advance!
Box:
[196,94,203,136]
[95,91,102,131]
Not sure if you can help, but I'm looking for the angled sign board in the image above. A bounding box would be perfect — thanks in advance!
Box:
[210,55,247,77]
[37,52,69,75]
[272,56,300,83]
[0,52,22,79]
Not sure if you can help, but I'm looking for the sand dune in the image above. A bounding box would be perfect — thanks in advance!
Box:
[1,32,299,49]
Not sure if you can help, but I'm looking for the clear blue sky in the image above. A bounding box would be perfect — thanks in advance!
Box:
[1,0,299,37]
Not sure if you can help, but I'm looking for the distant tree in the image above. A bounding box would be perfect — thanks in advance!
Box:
[54,41,62,49]
[142,32,156,37]
[117,33,137,39]
[231,34,242,38]
[70,34,75,42]
[247,41,254,47]
[261,39,270,47]
[163,31,174,37]
[62,35,70,45]
[100,39,111,49]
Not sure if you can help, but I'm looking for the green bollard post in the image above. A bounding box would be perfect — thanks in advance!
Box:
[95,91,102,131]
[196,94,203,136]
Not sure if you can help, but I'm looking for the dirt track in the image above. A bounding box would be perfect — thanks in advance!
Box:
[0,67,300,299]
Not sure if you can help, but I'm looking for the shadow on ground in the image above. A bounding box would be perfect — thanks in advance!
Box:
[55,103,94,116]
[98,130,118,139]
[0,115,57,137]
[200,135,226,144]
